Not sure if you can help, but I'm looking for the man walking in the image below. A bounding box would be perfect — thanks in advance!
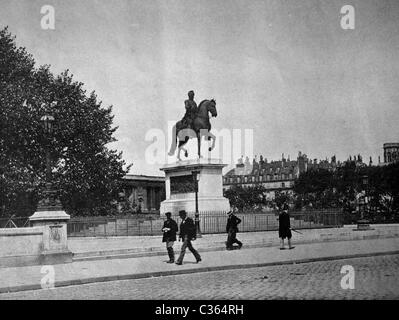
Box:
[175,210,201,265]
[278,203,294,250]
[225,211,243,250]
[162,212,178,263]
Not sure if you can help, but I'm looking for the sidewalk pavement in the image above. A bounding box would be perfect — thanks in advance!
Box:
[0,237,398,294]
[69,225,399,261]
[69,231,277,261]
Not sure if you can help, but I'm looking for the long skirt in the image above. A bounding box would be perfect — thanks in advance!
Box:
[279,228,292,239]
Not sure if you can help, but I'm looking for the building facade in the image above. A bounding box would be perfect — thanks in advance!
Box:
[383,143,399,164]
[223,152,338,198]
[120,175,165,212]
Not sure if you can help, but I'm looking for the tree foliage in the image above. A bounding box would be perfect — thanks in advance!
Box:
[293,167,342,209]
[224,184,270,211]
[0,27,131,217]
[293,160,399,221]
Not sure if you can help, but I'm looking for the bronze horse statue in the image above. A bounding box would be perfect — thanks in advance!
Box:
[168,99,217,160]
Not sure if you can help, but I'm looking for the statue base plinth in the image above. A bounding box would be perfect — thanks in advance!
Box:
[29,210,72,265]
[160,159,231,214]
[160,197,230,214]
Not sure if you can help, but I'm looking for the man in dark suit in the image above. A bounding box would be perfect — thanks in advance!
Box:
[225,211,243,250]
[162,212,178,263]
[278,203,294,250]
[175,210,201,265]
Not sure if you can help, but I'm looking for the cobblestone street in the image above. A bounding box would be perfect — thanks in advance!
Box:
[1,254,398,300]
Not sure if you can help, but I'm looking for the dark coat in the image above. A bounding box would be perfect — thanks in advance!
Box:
[182,99,198,128]
[162,218,178,242]
[179,217,197,241]
[226,214,242,233]
[278,212,292,239]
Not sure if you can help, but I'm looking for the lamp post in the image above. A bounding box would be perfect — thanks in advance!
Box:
[192,170,202,238]
[362,175,369,219]
[36,111,62,211]
[41,114,55,182]
[29,105,73,264]
[357,174,370,230]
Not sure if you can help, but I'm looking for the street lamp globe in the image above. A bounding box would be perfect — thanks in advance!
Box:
[40,114,55,134]
[192,170,200,181]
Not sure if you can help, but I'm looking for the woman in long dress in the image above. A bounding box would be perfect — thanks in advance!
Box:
[278,204,294,250]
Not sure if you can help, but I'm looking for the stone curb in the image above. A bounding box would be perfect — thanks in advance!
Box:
[1,250,398,295]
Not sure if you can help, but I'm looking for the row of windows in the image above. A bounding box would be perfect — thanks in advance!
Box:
[224,174,294,184]
[224,182,289,189]
[385,151,399,163]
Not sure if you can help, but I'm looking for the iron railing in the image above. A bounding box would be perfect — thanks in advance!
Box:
[0,216,31,228]
[67,209,344,237]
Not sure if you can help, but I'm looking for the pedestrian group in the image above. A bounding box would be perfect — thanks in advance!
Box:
[162,203,295,265]
[162,210,201,265]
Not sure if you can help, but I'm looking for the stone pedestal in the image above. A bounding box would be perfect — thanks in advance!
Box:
[29,210,73,265]
[160,158,231,214]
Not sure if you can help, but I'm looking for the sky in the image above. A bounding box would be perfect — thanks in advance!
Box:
[1,0,399,176]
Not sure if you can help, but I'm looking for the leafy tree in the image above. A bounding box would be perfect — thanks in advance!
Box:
[292,158,399,222]
[294,168,335,194]
[335,161,359,203]
[273,191,291,210]
[293,168,339,208]
[378,163,399,220]
[224,184,269,211]
[0,27,131,217]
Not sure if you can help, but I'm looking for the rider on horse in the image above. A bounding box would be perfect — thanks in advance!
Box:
[169,92,217,160]
[182,90,198,130]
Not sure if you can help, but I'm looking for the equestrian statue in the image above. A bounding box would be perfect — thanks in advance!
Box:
[168,90,217,161]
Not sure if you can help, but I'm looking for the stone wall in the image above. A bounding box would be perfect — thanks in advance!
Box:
[0,212,73,268]
[0,227,44,268]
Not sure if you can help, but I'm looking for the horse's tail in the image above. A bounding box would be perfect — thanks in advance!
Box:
[168,124,177,156]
